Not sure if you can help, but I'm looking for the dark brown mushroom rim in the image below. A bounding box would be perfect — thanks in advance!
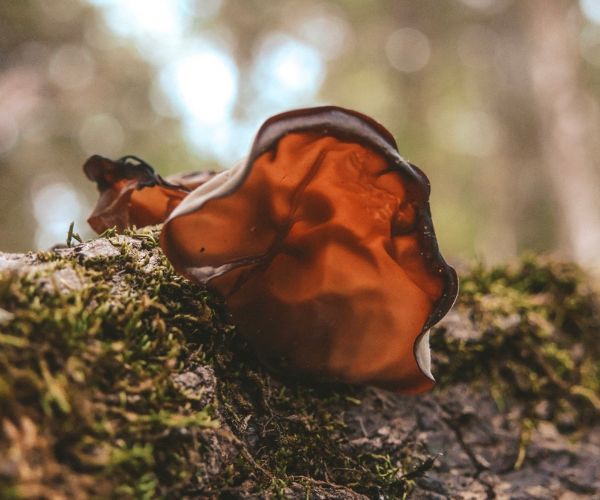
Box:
[84,155,215,233]
[160,106,459,394]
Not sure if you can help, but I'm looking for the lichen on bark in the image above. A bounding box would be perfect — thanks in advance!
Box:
[0,227,598,498]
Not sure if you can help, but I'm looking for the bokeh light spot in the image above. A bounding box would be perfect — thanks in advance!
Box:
[297,9,351,60]
[48,45,95,91]
[458,0,508,12]
[88,0,186,39]
[253,33,325,105]
[161,46,238,125]
[581,0,600,24]
[386,28,431,73]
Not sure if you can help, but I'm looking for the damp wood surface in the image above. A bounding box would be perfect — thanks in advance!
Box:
[0,226,598,499]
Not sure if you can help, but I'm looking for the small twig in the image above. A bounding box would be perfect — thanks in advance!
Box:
[401,453,442,480]
[66,221,82,247]
[357,416,368,437]
[513,418,533,470]
[570,385,600,412]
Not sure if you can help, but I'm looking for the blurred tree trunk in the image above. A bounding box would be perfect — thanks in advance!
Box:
[524,0,600,266]
[473,6,545,262]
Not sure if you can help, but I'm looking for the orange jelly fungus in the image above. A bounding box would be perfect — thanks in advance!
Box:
[159,107,458,394]
[84,155,214,233]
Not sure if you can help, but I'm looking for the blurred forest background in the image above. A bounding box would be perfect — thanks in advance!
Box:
[1,0,600,269]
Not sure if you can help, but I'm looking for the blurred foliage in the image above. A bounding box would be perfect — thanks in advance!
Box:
[1,0,600,265]
[0,0,203,251]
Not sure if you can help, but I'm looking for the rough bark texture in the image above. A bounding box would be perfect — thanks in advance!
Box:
[0,227,598,499]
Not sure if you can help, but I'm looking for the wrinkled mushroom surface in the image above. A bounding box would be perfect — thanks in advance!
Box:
[160,107,458,394]
[84,155,215,233]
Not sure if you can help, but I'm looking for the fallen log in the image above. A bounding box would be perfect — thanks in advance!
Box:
[0,227,598,498]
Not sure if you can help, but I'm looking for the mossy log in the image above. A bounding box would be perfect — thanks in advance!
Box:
[0,227,598,499]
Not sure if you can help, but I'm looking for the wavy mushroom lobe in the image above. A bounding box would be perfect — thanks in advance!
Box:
[84,155,214,233]
[161,107,458,394]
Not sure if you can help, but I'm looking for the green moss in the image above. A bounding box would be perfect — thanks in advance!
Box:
[0,227,223,498]
[1,231,598,497]
[212,354,415,497]
[432,255,600,427]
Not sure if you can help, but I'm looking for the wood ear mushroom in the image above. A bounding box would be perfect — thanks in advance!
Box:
[84,155,215,233]
[159,107,458,394]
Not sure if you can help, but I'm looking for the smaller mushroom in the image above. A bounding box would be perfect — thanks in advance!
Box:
[84,155,215,233]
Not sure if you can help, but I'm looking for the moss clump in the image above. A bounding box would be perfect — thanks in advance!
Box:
[0,227,223,498]
[209,339,417,498]
[432,255,600,429]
